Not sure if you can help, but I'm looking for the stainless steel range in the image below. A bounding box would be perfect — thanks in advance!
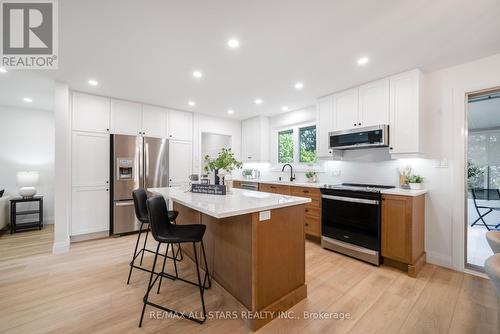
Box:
[320,183,395,265]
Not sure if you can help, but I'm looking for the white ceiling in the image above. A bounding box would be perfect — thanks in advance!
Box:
[468,97,500,130]
[2,0,500,119]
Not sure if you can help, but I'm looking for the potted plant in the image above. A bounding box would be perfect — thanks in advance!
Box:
[305,171,317,183]
[407,174,424,190]
[204,148,243,185]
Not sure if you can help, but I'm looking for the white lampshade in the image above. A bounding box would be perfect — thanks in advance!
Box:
[17,171,39,187]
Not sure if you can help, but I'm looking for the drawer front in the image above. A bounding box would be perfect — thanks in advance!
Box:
[291,186,321,197]
[305,215,321,237]
[304,205,320,217]
[259,183,290,195]
[233,181,241,188]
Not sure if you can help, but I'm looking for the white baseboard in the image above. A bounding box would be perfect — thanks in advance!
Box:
[52,239,70,254]
[426,251,453,269]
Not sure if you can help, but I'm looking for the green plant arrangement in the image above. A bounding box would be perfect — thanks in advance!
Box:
[203,148,243,173]
[407,175,424,183]
[305,171,317,183]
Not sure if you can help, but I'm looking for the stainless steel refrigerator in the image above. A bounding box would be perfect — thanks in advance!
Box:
[111,134,169,235]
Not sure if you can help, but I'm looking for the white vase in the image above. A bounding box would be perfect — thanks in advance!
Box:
[409,183,422,190]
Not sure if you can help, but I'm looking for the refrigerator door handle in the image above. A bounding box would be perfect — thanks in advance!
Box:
[145,142,149,179]
[115,200,134,206]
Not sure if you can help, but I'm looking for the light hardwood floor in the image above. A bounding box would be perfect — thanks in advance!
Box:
[0,226,497,334]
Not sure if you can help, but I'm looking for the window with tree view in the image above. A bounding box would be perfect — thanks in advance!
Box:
[278,129,293,163]
[299,126,317,163]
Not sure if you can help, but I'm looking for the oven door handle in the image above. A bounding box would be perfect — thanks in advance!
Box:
[321,195,379,205]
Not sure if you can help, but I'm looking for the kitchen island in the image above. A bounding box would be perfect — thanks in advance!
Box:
[149,187,311,330]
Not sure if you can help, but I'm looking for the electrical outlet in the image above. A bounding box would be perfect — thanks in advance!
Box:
[331,169,341,177]
[435,159,449,168]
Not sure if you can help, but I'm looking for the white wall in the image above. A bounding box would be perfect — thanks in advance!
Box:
[0,105,55,224]
[193,113,242,175]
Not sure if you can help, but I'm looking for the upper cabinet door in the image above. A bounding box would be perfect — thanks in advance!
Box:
[110,99,142,135]
[316,96,333,157]
[168,110,193,141]
[72,132,110,187]
[389,70,420,154]
[333,88,359,131]
[142,105,167,138]
[358,79,389,127]
[72,92,110,133]
[169,140,192,185]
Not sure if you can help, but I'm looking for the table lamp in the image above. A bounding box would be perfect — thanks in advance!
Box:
[17,171,39,198]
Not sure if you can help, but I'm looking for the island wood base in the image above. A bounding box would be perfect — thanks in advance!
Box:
[173,202,307,330]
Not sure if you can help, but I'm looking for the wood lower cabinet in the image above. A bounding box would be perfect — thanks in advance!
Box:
[381,194,425,277]
[233,180,241,188]
[258,183,321,238]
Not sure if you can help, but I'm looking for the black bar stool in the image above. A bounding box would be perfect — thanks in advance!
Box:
[127,189,183,284]
[139,195,211,327]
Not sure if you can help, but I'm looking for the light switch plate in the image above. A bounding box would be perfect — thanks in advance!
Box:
[259,210,271,221]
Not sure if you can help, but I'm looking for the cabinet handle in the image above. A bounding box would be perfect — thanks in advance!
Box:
[106,181,109,184]
[353,123,356,126]
[305,208,309,213]
[389,147,393,150]
[358,123,361,126]
[248,156,252,159]
[305,223,309,226]
[303,190,309,193]
[106,189,109,191]
[169,135,172,138]
[106,128,109,132]
[270,186,276,189]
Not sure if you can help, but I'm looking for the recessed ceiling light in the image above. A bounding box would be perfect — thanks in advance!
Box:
[227,109,234,115]
[88,79,98,86]
[188,101,196,107]
[294,82,304,90]
[282,106,289,111]
[0,68,7,73]
[227,39,240,49]
[254,98,263,105]
[357,57,369,65]
[23,97,33,103]
[192,70,203,79]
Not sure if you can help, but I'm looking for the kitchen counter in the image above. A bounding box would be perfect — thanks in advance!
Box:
[380,188,428,197]
[233,178,323,188]
[148,187,311,219]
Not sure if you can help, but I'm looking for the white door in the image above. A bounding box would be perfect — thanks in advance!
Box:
[169,140,192,186]
[142,105,167,138]
[334,88,359,131]
[316,96,334,157]
[110,99,142,135]
[168,110,193,141]
[359,79,390,127]
[72,92,110,133]
[389,70,420,154]
[71,186,109,235]
[72,132,110,187]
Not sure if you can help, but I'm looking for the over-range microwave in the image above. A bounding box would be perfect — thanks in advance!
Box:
[328,124,389,150]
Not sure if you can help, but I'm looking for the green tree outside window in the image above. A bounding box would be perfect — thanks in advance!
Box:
[299,126,317,163]
[278,130,293,163]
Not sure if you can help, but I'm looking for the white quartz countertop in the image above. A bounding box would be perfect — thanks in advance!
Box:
[380,188,428,197]
[233,178,323,188]
[148,187,311,219]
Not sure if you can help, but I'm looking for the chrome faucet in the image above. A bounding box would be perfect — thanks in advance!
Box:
[281,164,295,182]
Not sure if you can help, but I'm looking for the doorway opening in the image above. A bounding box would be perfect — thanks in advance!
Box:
[466,88,500,270]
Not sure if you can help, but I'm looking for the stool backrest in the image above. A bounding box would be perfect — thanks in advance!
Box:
[132,189,149,224]
[146,195,172,240]
[471,188,500,202]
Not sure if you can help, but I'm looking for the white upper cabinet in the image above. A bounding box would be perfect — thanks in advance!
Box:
[72,132,110,187]
[333,88,359,131]
[110,99,142,135]
[169,140,192,186]
[168,110,193,141]
[316,96,334,157]
[242,116,270,162]
[358,79,389,127]
[389,70,421,155]
[142,105,167,138]
[72,92,110,133]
